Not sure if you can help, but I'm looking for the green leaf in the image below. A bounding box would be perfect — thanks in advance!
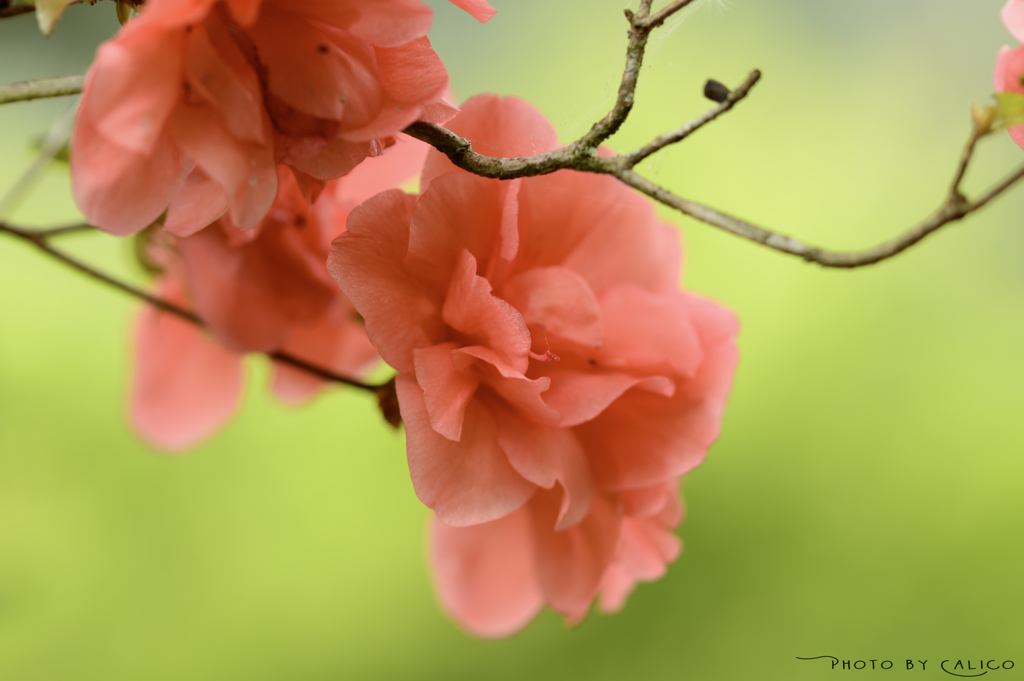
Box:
[993,91,1024,128]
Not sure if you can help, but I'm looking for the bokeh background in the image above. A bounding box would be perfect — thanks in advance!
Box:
[1,0,1022,678]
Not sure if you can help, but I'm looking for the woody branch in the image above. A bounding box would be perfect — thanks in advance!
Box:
[0,221,401,421]
[0,0,1021,271]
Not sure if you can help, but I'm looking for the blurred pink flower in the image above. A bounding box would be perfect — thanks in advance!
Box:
[131,136,429,450]
[72,0,492,236]
[1003,0,1024,43]
[329,96,739,635]
[994,44,1024,151]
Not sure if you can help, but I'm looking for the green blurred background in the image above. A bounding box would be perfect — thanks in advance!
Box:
[1,0,1022,678]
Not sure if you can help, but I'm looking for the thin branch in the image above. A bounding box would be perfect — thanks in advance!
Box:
[4,0,1021,269]
[0,4,34,18]
[0,221,389,395]
[18,222,95,237]
[950,129,981,198]
[644,0,701,29]
[0,101,77,219]
[627,69,762,165]
[0,74,85,106]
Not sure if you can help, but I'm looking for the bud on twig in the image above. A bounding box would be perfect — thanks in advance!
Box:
[971,103,996,136]
[704,79,731,103]
[115,0,132,24]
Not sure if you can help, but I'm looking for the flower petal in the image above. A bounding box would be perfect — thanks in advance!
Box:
[447,0,497,22]
[528,490,621,620]
[72,87,191,236]
[598,285,704,378]
[1004,0,1024,43]
[374,37,448,106]
[430,509,543,638]
[397,374,536,527]
[414,342,481,441]
[442,249,532,374]
[502,266,603,348]
[495,406,595,530]
[184,17,265,145]
[87,24,185,155]
[421,95,560,188]
[130,282,243,451]
[163,170,227,237]
[168,102,277,230]
[271,301,379,405]
[328,190,445,375]
[516,172,682,296]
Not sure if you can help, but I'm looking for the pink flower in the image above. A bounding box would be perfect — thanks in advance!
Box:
[1004,0,1024,43]
[997,1,1024,151]
[72,0,493,237]
[994,45,1024,151]
[131,137,429,450]
[328,96,739,635]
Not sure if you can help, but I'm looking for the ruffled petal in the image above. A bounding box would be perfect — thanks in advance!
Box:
[406,173,504,294]
[328,190,445,375]
[287,137,376,181]
[574,299,738,491]
[528,490,621,620]
[502,266,603,348]
[168,102,277,230]
[374,37,448,106]
[447,0,497,22]
[495,406,595,530]
[178,219,336,353]
[537,367,674,428]
[130,281,243,451]
[1003,0,1024,43]
[183,16,265,145]
[333,0,433,48]
[414,342,481,441]
[249,7,381,125]
[163,170,227,237]
[516,172,681,296]
[994,44,1024,93]
[598,285,703,378]
[397,375,536,527]
[442,249,532,374]
[452,346,561,426]
[86,23,185,155]
[430,509,543,638]
[72,85,191,236]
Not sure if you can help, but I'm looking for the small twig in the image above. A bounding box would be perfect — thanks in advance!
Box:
[3,0,1021,269]
[644,0,701,29]
[0,74,85,106]
[0,4,34,19]
[950,130,981,199]
[627,70,762,165]
[18,222,95,237]
[0,221,390,396]
[0,101,77,219]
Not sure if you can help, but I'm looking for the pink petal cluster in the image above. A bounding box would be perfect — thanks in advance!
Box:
[132,138,429,450]
[328,96,739,636]
[996,0,1024,149]
[72,0,493,237]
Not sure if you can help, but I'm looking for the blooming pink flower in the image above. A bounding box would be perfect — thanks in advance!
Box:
[997,1,1024,151]
[995,57,1024,151]
[328,96,739,635]
[1004,0,1024,43]
[72,0,493,237]
[131,137,429,450]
